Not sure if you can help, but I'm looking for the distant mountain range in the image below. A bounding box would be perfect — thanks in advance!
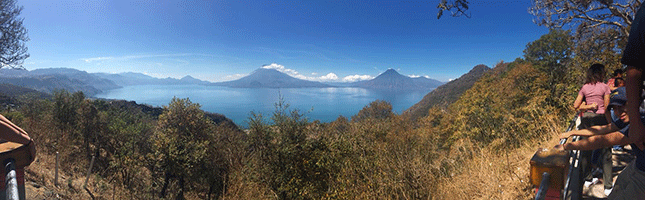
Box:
[0,66,448,96]
[211,67,443,90]
[403,64,491,121]
[94,72,210,86]
[350,69,443,90]
[0,68,211,96]
[211,68,331,88]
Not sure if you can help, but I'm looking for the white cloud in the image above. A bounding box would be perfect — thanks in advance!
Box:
[83,57,114,63]
[262,63,299,76]
[258,63,375,83]
[81,53,198,63]
[342,75,373,82]
[261,63,341,82]
[409,75,431,79]
[319,73,339,81]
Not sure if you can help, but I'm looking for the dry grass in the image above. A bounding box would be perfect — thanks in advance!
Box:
[24,151,139,200]
[434,133,562,200]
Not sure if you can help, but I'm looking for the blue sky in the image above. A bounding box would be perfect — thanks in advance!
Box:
[18,0,548,82]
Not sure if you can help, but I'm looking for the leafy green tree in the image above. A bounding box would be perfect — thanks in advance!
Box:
[248,98,334,199]
[351,100,394,122]
[19,93,51,120]
[523,29,576,110]
[52,90,84,131]
[0,0,29,68]
[103,105,154,190]
[153,97,218,199]
[524,29,573,78]
[78,99,104,159]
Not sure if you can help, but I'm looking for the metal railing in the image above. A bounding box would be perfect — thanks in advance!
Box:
[535,112,581,200]
[4,158,18,200]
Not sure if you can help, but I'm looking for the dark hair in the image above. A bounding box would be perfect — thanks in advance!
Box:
[612,69,624,77]
[615,77,625,87]
[585,63,605,84]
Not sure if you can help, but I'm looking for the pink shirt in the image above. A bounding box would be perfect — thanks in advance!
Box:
[578,82,610,114]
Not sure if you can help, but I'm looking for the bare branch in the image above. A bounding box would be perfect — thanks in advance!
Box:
[437,0,471,19]
[530,0,641,41]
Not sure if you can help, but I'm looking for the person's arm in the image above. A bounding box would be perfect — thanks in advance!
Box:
[574,93,592,111]
[603,93,610,111]
[577,102,598,111]
[610,85,618,91]
[556,132,629,151]
[609,78,618,91]
[625,66,645,149]
[559,123,618,139]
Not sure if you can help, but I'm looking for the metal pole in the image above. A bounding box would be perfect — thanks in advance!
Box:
[84,155,96,189]
[561,113,581,200]
[4,158,18,200]
[55,151,59,187]
[535,172,551,200]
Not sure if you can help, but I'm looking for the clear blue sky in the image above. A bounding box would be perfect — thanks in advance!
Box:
[18,0,548,82]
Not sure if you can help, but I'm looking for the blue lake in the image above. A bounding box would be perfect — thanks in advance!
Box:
[94,85,433,127]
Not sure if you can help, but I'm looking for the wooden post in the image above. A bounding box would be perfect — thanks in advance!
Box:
[54,151,59,187]
[83,156,95,189]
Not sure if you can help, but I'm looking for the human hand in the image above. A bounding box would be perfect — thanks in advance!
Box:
[559,132,570,139]
[554,144,565,151]
[590,103,598,110]
[578,102,587,111]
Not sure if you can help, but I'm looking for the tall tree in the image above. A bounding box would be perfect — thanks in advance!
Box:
[0,0,29,69]
[530,0,642,41]
[523,29,575,110]
[524,29,574,70]
[153,98,216,199]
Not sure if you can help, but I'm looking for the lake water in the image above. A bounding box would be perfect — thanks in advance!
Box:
[94,85,433,127]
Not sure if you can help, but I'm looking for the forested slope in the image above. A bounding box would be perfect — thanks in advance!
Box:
[404,64,490,121]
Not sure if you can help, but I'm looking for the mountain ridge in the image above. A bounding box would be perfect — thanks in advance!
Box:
[212,68,332,88]
[351,68,443,90]
[0,68,121,96]
[403,64,491,121]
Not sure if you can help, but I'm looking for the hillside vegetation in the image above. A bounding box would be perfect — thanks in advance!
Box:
[404,64,490,121]
[8,28,626,199]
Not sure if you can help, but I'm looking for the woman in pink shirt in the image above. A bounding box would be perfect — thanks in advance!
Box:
[574,63,611,128]
[573,63,613,193]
